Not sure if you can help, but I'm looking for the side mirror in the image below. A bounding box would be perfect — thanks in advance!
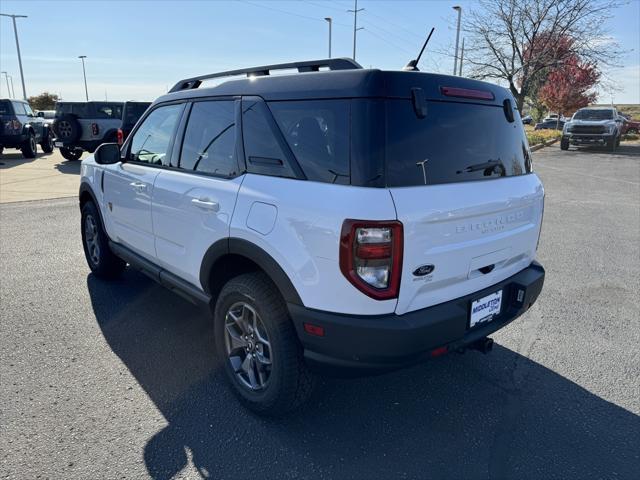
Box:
[94,143,121,165]
[37,111,45,117]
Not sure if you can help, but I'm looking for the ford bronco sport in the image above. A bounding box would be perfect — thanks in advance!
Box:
[53,100,150,161]
[0,99,54,158]
[79,59,545,414]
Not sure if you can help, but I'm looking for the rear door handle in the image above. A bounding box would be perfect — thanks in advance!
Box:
[191,197,220,212]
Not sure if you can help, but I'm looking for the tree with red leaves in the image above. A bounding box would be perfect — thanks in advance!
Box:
[538,56,600,121]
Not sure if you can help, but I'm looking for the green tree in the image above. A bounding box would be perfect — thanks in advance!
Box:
[28,92,59,111]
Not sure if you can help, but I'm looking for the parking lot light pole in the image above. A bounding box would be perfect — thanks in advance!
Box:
[452,6,462,76]
[78,56,89,101]
[9,74,16,98]
[0,13,28,100]
[324,17,332,58]
[1,71,11,98]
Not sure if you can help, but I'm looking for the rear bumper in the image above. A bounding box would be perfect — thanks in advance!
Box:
[53,139,100,153]
[288,261,545,376]
[0,133,28,147]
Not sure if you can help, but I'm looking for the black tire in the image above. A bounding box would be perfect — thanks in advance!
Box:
[214,272,315,415]
[560,138,569,150]
[628,128,638,134]
[53,114,81,143]
[40,129,54,153]
[21,132,37,158]
[608,137,617,152]
[81,201,126,279]
[60,146,83,161]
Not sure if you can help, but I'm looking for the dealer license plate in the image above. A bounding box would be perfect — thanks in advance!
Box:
[470,290,502,328]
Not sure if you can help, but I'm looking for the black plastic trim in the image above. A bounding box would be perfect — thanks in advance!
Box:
[288,261,545,376]
[109,241,211,305]
[198,237,303,306]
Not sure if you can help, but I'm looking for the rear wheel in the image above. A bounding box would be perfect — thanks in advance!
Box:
[60,146,83,161]
[21,132,37,158]
[627,128,638,134]
[40,130,54,153]
[81,201,126,279]
[214,272,315,415]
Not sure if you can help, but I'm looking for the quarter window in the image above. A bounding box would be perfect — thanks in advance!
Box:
[129,104,183,165]
[180,101,238,176]
[269,100,350,184]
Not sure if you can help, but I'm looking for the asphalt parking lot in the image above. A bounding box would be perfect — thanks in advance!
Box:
[1,143,639,479]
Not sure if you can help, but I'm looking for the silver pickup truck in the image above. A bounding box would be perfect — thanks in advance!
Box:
[561,107,623,151]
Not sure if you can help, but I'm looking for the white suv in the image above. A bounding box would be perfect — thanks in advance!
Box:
[79,59,545,415]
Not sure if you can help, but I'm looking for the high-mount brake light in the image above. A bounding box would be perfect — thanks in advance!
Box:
[339,220,403,300]
[440,86,495,101]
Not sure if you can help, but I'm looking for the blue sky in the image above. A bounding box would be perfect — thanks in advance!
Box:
[1,0,638,103]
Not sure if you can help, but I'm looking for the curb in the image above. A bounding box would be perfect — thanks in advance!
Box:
[530,138,559,152]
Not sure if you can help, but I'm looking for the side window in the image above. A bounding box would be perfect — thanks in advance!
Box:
[129,104,183,165]
[24,104,35,116]
[94,103,122,119]
[12,102,26,115]
[269,100,350,184]
[180,101,238,176]
[242,99,296,178]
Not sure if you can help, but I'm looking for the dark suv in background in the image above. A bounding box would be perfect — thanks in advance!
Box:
[0,99,54,158]
[53,100,150,160]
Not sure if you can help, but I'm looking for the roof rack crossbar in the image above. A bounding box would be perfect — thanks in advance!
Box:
[169,58,362,93]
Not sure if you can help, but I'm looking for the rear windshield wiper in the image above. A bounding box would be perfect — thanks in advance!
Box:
[457,160,505,176]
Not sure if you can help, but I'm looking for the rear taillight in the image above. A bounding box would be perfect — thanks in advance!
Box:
[440,86,495,101]
[4,120,21,131]
[116,128,124,146]
[339,220,403,300]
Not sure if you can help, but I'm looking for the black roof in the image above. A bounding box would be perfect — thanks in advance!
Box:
[153,63,511,106]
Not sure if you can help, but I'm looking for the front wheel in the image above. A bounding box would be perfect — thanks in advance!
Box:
[21,132,37,158]
[81,201,126,279]
[608,137,617,152]
[60,146,83,161]
[40,130,54,153]
[214,272,315,415]
[560,138,569,150]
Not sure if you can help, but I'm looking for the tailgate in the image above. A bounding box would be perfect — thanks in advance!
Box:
[391,174,544,315]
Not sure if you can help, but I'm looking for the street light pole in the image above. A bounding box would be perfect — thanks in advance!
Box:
[0,13,28,100]
[78,56,89,101]
[348,0,364,61]
[1,72,11,98]
[459,38,465,76]
[452,6,462,76]
[324,17,332,58]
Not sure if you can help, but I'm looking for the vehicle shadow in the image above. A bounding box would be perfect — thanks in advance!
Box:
[54,160,82,174]
[87,271,640,480]
[0,150,54,168]
[567,142,640,157]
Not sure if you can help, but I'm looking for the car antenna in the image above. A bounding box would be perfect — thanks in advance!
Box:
[403,27,435,71]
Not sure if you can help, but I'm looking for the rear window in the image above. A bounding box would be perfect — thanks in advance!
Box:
[0,100,13,115]
[385,100,532,187]
[269,100,350,185]
[56,104,90,117]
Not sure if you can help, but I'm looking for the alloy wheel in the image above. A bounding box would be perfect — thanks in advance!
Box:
[84,214,100,266]
[224,301,272,391]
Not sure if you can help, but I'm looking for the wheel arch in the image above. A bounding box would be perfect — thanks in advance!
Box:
[200,238,303,307]
[79,183,105,227]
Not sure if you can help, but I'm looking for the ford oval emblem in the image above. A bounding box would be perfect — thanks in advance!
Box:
[413,264,435,276]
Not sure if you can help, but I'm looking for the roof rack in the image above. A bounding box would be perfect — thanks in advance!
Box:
[169,58,362,93]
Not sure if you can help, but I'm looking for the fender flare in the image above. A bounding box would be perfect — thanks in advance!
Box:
[200,238,303,306]
[79,182,106,228]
